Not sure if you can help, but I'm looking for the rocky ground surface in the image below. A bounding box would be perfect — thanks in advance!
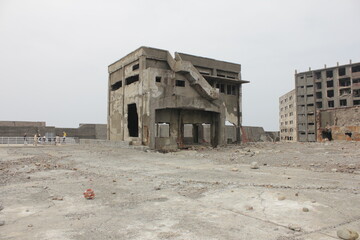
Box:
[0,141,359,240]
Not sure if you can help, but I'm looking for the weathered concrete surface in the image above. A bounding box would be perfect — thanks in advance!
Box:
[0,142,359,240]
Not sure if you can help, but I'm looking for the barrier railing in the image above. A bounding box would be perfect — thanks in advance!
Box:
[0,137,79,145]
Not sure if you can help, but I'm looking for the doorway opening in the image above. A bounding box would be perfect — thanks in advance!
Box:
[128,103,139,137]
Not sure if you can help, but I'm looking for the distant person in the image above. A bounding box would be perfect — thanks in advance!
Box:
[63,132,67,143]
[33,134,38,146]
[43,135,46,144]
[55,135,60,146]
[24,133,27,145]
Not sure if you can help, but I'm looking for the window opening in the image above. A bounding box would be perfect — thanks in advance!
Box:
[176,80,185,87]
[338,67,346,76]
[340,99,347,107]
[327,80,333,88]
[327,90,334,98]
[339,78,351,87]
[328,101,334,108]
[156,76,161,83]
[125,75,139,85]
[315,71,321,79]
[352,65,360,73]
[316,82,322,89]
[111,81,122,91]
[326,70,333,78]
[127,103,139,137]
[132,64,139,71]
[340,88,351,96]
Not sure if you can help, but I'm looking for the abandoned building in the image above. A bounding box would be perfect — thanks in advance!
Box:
[107,47,249,150]
[293,61,360,142]
[279,89,297,141]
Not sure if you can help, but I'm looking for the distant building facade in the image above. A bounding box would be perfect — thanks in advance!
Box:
[279,89,297,141]
[294,61,360,142]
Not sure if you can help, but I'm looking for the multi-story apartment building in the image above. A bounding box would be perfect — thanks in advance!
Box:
[295,61,360,142]
[279,89,297,141]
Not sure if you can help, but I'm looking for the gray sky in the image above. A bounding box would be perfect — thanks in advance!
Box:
[1,0,359,131]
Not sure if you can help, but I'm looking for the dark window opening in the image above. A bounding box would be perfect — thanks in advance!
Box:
[316,82,322,89]
[227,75,236,79]
[307,94,313,98]
[217,74,225,77]
[156,76,161,83]
[125,75,139,85]
[231,85,236,95]
[132,64,139,71]
[176,80,185,87]
[353,78,360,84]
[327,80,333,88]
[338,67,346,76]
[352,65,360,73]
[340,88,351,96]
[322,129,332,141]
[328,101,334,108]
[127,103,138,137]
[307,85,313,88]
[216,83,225,93]
[315,71,322,79]
[307,103,314,106]
[111,81,122,91]
[354,100,360,105]
[327,90,334,98]
[316,102,322,108]
[300,76,304,79]
[340,99,347,107]
[316,92,322,98]
[306,74,313,78]
[326,70,333,78]
[339,78,351,87]
[353,89,360,98]
[308,123,315,125]
[345,132,352,138]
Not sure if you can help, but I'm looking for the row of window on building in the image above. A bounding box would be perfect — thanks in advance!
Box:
[280,95,293,104]
[299,65,360,80]
[280,120,294,126]
[281,136,294,141]
[280,112,294,118]
[280,104,294,112]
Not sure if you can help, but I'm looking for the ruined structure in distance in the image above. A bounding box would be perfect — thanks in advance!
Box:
[108,47,249,150]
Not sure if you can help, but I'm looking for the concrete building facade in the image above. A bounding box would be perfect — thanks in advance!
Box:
[295,61,360,142]
[279,89,297,141]
[108,47,249,150]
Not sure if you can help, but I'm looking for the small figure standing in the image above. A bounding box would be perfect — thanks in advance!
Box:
[24,133,27,145]
[43,135,46,144]
[55,135,60,146]
[62,132,67,144]
[33,134,38,146]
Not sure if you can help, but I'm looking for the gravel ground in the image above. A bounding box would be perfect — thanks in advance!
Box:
[0,142,359,240]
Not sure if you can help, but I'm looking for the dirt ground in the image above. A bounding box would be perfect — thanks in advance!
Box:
[0,142,359,240]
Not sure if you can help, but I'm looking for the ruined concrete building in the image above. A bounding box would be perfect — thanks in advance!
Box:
[279,89,297,141]
[108,47,249,150]
[294,61,360,142]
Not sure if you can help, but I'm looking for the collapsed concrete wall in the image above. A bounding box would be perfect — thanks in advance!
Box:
[108,47,249,150]
[317,106,360,141]
[241,126,279,142]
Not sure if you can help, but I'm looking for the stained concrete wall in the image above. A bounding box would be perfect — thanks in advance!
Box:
[317,106,360,141]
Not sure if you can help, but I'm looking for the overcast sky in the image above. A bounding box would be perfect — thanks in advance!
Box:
[1,0,359,131]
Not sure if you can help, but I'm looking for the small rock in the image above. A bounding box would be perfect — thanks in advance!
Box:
[245,205,253,211]
[52,197,63,201]
[250,162,259,169]
[231,168,239,172]
[0,221,5,226]
[112,179,116,182]
[311,200,316,203]
[295,192,299,197]
[337,228,359,240]
[0,206,3,211]
[154,187,161,191]
[27,176,31,179]
[331,168,338,172]
[302,207,309,212]
[348,164,356,169]
[111,192,116,194]
[288,224,301,232]
[28,224,33,227]
[278,196,286,201]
